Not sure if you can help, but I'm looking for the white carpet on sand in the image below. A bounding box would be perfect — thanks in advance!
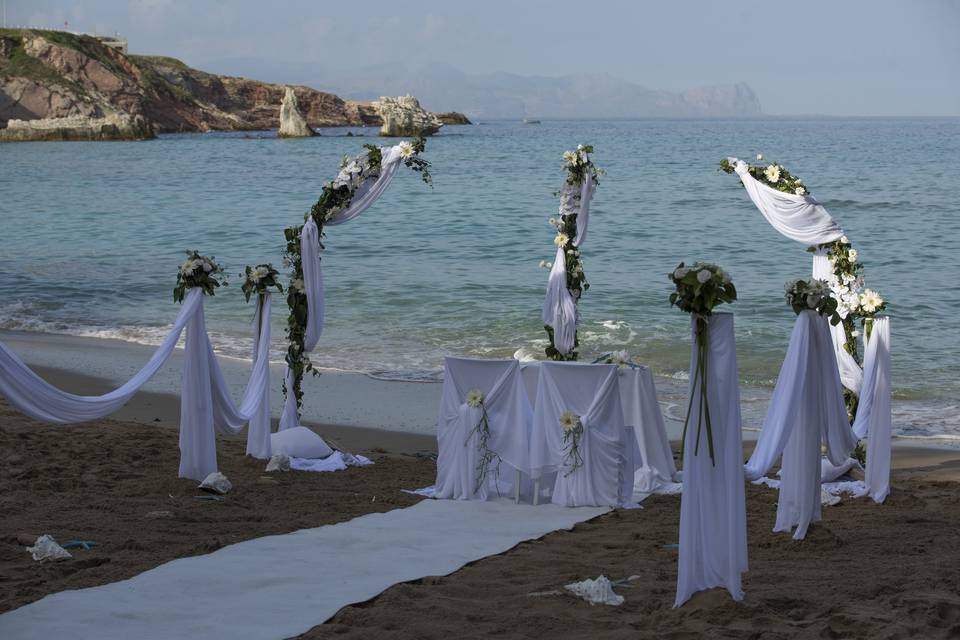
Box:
[0,499,610,640]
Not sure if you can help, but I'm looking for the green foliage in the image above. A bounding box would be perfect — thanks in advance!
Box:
[174,251,227,303]
[720,156,809,196]
[240,264,283,303]
[783,278,842,325]
[668,262,737,316]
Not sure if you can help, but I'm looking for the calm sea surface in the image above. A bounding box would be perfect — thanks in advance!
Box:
[1,118,958,438]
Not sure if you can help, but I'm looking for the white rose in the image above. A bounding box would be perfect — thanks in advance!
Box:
[756,153,764,160]
[848,249,858,262]
[763,164,781,183]
[795,186,806,196]
[397,141,415,159]
[840,235,849,245]
[674,267,689,280]
[202,261,214,273]
[696,269,712,284]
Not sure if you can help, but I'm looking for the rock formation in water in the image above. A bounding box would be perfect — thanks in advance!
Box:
[0,28,470,140]
[0,113,154,142]
[435,111,472,125]
[277,87,316,137]
[373,95,444,137]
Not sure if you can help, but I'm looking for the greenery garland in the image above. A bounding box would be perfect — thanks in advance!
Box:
[543,144,604,361]
[465,389,501,495]
[282,138,431,417]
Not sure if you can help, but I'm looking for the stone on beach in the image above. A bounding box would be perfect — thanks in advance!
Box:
[277,87,317,138]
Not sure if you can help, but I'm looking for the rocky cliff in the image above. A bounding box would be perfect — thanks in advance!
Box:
[0,29,469,138]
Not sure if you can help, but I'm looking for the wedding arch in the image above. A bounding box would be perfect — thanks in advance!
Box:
[277,139,432,430]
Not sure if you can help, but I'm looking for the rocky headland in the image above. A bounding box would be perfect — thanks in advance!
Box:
[0,28,470,141]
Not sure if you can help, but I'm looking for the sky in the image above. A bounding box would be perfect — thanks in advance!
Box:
[5,0,959,116]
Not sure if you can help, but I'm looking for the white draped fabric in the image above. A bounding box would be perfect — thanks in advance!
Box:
[279,144,406,430]
[541,175,597,356]
[851,317,892,503]
[434,357,532,500]
[743,310,858,539]
[729,158,844,245]
[812,251,863,394]
[529,362,628,507]
[729,157,860,394]
[675,313,748,608]
[0,288,275,482]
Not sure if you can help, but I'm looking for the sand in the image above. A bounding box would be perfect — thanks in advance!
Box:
[2,362,960,638]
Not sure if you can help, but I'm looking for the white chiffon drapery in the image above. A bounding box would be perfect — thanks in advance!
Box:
[729,157,860,394]
[743,310,858,539]
[279,144,406,430]
[851,317,892,503]
[542,174,597,356]
[0,288,275,481]
[675,313,748,608]
[434,357,532,500]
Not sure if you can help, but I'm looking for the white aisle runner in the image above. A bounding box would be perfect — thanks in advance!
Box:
[0,500,609,640]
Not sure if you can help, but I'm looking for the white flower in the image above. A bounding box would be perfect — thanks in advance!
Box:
[696,269,712,284]
[465,388,484,408]
[202,260,214,273]
[562,151,577,164]
[756,153,764,160]
[397,141,415,159]
[291,278,304,292]
[673,267,689,280]
[554,232,570,247]
[559,411,580,433]
[548,217,557,226]
[763,164,781,183]
[840,235,849,244]
[848,249,858,262]
[180,259,197,275]
[860,289,883,313]
[539,260,552,269]
[610,350,630,367]
[795,186,806,196]
[851,330,861,337]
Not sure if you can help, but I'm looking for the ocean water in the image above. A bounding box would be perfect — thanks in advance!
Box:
[1,118,958,440]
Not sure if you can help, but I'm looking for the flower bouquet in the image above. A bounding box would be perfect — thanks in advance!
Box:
[720,154,809,196]
[174,251,226,303]
[784,278,841,324]
[241,263,284,303]
[669,262,737,464]
[559,410,585,476]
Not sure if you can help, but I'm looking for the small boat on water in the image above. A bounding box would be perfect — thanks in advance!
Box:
[523,118,541,124]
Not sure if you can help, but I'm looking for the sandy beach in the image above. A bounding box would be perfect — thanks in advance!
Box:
[2,357,959,639]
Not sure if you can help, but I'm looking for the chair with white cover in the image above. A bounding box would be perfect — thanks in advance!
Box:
[528,362,630,507]
[434,357,531,501]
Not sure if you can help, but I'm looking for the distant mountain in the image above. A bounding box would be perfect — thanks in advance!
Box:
[307,64,762,119]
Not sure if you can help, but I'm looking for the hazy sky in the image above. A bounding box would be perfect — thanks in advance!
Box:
[6,0,959,116]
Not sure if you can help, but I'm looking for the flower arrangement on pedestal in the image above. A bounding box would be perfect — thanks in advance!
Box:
[783,278,841,324]
[282,138,431,416]
[241,264,283,302]
[174,251,226,302]
[543,144,603,361]
[669,262,737,464]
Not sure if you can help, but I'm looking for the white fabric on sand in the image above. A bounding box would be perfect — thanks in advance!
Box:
[541,175,597,356]
[0,500,608,640]
[744,310,858,539]
[529,362,628,507]
[851,317,892,503]
[434,357,532,500]
[270,426,333,460]
[675,313,748,608]
[0,288,274,480]
[812,250,863,394]
[279,145,405,430]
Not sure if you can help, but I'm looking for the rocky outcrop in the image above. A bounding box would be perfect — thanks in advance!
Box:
[0,113,154,142]
[435,111,471,125]
[372,95,443,137]
[0,29,460,138]
[277,86,315,137]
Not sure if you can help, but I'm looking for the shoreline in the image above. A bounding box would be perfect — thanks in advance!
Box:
[2,327,958,450]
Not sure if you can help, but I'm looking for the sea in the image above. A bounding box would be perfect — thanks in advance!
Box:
[1,118,958,441]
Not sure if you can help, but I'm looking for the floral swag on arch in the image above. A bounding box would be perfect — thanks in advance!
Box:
[280,138,432,429]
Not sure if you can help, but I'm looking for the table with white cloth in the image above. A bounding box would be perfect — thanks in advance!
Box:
[519,361,678,494]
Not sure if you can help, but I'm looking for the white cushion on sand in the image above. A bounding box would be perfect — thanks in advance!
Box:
[270,426,333,459]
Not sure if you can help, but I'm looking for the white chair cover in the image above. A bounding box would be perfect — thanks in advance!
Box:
[434,357,532,501]
[280,145,406,430]
[851,317,892,503]
[529,362,626,507]
[541,174,596,356]
[0,288,275,481]
[744,310,858,539]
[675,313,748,608]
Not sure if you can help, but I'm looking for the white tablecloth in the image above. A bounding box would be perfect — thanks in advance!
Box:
[521,362,678,493]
